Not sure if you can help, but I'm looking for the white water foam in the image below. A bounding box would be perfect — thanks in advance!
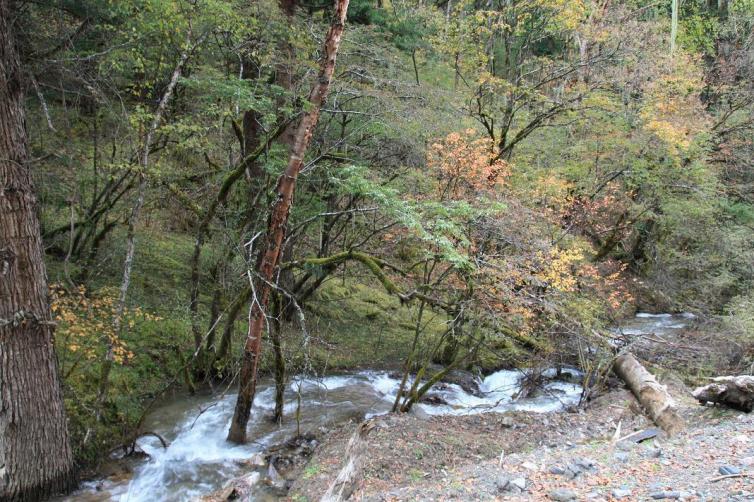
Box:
[66,368,582,501]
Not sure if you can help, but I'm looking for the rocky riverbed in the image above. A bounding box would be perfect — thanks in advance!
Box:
[288,386,753,501]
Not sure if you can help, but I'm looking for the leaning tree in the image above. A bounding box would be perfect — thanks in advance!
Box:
[228,0,351,443]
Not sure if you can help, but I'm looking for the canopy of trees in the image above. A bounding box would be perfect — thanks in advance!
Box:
[1,0,753,495]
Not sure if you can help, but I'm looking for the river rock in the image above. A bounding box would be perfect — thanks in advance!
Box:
[574,457,597,470]
[612,488,632,499]
[719,465,741,475]
[510,477,527,491]
[419,393,450,406]
[237,453,266,468]
[267,433,318,470]
[549,488,578,501]
[496,474,525,493]
[265,463,286,490]
[650,491,681,499]
[200,472,261,501]
[440,368,483,396]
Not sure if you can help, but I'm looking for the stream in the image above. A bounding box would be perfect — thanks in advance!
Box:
[62,312,692,501]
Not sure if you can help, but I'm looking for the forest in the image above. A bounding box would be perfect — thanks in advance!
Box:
[0,0,753,500]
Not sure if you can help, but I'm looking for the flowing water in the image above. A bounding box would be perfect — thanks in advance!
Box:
[609,312,695,347]
[63,312,692,502]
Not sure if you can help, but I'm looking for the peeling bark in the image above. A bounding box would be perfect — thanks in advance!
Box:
[227,0,351,443]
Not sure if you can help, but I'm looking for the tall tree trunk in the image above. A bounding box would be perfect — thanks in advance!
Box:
[189,61,266,369]
[271,294,286,423]
[670,0,679,55]
[411,49,420,86]
[0,1,77,498]
[98,37,199,412]
[227,0,351,443]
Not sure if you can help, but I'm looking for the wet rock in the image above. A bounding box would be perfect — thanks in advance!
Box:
[419,393,450,406]
[237,453,266,468]
[549,488,578,501]
[441,369,483,396]
[719,465,741,475]
[267,433,318,470]
[200,472,260,501]
[549,466,566,475]
[650,491,682,499]
[265,463,286,490]
[620,427,660,444]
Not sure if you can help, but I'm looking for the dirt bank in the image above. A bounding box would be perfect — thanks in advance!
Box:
[287,384,753,501]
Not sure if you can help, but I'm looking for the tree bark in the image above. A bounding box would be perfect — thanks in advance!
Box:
[227,0,351,443]
[271,295,286,424]
[98,36,199,412]
[613,353,684,434]
[693,375,754,412]
[0,0,77,498]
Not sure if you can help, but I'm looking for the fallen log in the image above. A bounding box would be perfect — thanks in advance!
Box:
[692,375,754,412]
[613,353,684,434]
[320,419,377,502]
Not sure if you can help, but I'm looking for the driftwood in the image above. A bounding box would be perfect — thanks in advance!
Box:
[613,353,684,434]
[320,420,377,502]
[692,375,754,412]
[616,427,660,444]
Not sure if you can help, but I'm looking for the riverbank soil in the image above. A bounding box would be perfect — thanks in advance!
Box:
[287,385,753,501]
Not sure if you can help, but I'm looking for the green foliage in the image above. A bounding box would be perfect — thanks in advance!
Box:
[21,0,754,469]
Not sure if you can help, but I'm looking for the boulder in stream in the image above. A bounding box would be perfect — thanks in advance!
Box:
[266,433,319,471]
[418,393,451,406]
[439,368,483,396]
[265,463,286,490]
